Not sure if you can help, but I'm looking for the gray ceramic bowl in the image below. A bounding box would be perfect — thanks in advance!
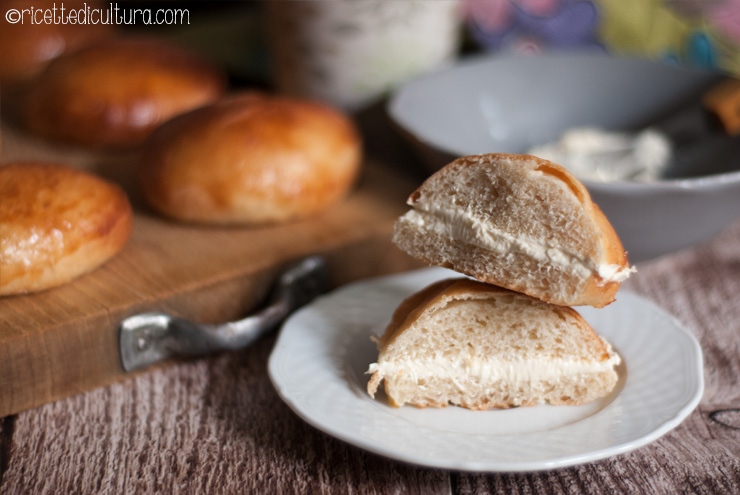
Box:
[388,52,740,262]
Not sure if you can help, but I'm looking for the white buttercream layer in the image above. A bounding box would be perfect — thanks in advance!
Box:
[401,207,634,284]
[368,349,620,384]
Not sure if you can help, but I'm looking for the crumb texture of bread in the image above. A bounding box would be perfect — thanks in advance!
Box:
[392,153,633,308]
[138,93,362,225]
[0,162,133,296]
[367,278,620,409]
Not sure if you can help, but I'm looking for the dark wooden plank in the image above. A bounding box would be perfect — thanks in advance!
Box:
[0,416,15,489]
[3,98,740,495]
[0,334,451,494]
[4,221,739,494]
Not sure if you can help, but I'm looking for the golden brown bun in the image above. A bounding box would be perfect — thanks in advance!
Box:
[22,37,227,148]
[367,278,621,409]
[0,162,133,296]
[393,153,633,308]
[138,93,362,225]
[0,0,113,84]
[702,78,740,135]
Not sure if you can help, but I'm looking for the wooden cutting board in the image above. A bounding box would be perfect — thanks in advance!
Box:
[0,120,424,417]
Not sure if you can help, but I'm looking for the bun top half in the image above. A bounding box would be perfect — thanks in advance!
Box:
[392,153,634,307]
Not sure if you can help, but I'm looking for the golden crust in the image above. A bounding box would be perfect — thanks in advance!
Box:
[0,162,133,296]
[22,37,226,147]
[137,93,362,225]
[0,0,113,83]
[577,202,629,307]
[375,278,459,351]
[533,155,629,307]
[376,278,603,351]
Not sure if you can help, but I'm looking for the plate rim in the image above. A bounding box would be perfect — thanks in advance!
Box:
[268,268,704,472]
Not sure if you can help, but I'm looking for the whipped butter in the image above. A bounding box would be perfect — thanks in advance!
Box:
[528,127,672,182]
[367,349,621,384]
[402,207,634,284]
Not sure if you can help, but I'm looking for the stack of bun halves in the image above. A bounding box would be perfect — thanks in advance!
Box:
[367,153,636,410]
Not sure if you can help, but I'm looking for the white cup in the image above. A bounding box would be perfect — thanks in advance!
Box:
[265,0,463,110]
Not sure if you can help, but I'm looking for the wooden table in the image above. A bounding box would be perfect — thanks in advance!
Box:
[2,105,740,494]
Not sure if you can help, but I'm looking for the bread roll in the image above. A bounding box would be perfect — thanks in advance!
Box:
[0,0,112,84]
[367,278,621,409]
[0,162,133,296]
[138,93,362,225]
[22,38,226,147]
[393,153,634,308]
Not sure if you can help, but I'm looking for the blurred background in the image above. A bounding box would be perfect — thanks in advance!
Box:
[109,0,740,109]
[2,0,739,262]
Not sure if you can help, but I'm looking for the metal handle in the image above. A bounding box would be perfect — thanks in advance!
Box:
[119,256,328,372]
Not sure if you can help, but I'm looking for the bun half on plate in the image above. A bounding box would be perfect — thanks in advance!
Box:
[393,153,634,308]
[367,278,621,409]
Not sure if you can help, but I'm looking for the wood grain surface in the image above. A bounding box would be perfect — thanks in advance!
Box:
[1,218,740,494]
[0,113,425,417]
[2,96,740,494]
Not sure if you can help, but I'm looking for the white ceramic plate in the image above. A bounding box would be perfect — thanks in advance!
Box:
[268,267,704,472]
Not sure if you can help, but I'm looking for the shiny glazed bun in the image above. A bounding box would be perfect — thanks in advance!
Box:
[22,37,227,147]
[0,162,133,296]
[0,0,113,83]
[138,93,362,225]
